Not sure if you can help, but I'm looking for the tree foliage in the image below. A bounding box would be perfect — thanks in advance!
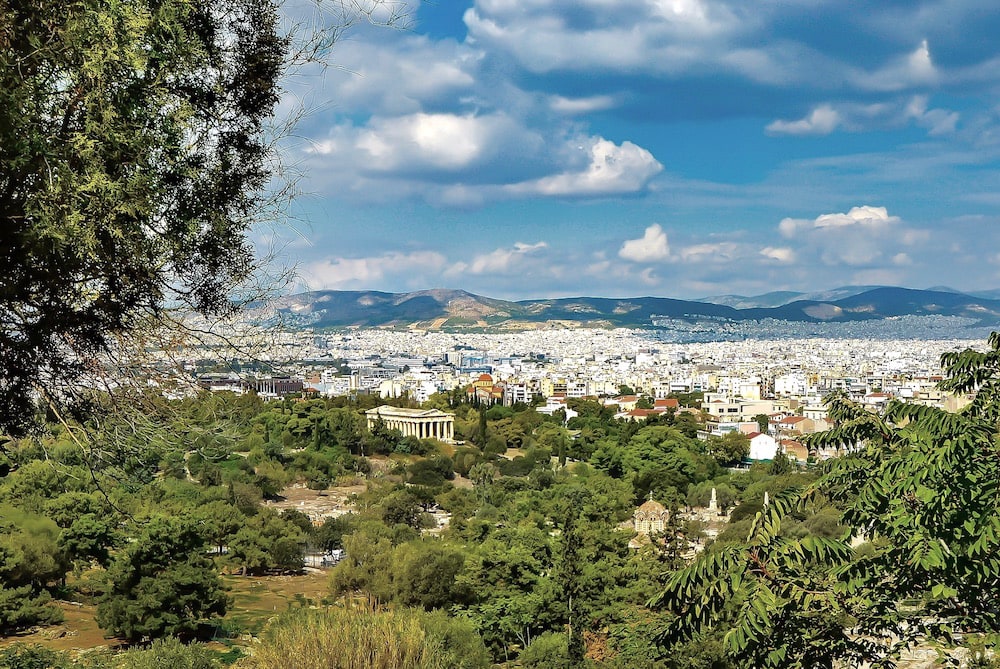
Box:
[654,334,1000,667]
[0,0,286,437]
[0,506,67,632]
[97,516,228,641]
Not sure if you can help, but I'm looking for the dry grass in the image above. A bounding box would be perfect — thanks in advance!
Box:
[223,570,331,637]
[235,604,445,669]
[0,571,332,657]
[0,600,119,654]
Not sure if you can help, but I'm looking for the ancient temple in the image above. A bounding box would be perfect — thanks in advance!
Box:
[365,405,455,442]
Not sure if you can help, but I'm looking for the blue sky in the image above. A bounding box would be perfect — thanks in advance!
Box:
[262,0,1000,300]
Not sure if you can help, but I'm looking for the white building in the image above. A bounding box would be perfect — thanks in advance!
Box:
[747,432,779,460]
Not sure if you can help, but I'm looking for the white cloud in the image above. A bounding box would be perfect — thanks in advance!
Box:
[780,205,899,237]
[510,138,663,197]
[814,205,898,229]
[855,40,940,91]
[639,267,659,285]
[308,36,476,117]
[310,112,536,172]
[678,241,741,262]
[619,224,670,263]
[306,111,660,202]
[463,0,741,75]
[767,97,960,138]
[549,94,618,114]
[767,105,842,136]
[905,96,959,135]
[450,241,549,275]
[776,206,906,267]
[301,251,447,290]
[760,246,794,262]
[908,40,936,81]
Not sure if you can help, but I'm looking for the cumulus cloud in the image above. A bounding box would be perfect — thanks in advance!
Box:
[509,138,663,197]
[464,0,741,75]
[775,206,911,267]
[815,205,898,228]
[301,251,447,290]
[449,241,549,275]
[306,109,660,202]
[619,224,670,263]
[302,36,476,118]
[780,205,899,237]
[760,247,794,262]
[310,112,538,173]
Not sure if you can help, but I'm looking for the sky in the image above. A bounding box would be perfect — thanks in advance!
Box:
[260,0,1000,300]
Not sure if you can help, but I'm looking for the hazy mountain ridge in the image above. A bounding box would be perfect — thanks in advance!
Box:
[266,286,1000,330]
[698,286,890,308]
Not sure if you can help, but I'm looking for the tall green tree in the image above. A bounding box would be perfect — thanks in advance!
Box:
[0,0,286,437]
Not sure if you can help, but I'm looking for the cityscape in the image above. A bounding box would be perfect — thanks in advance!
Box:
[5,0,1000,667]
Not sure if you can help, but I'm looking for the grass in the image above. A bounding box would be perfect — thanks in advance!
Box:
[234,604,443,669]
[0,571,333,658]
[222,570,331,637]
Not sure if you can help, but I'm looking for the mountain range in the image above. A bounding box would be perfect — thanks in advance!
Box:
[264,286,1000,330]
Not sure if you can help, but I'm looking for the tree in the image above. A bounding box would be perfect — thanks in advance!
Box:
[97,516,228,641]
[753,414,769,433]
[0,507,68,632]
[195,501,245,555]
[58,513,119,569]
[553,497,587,666]
[392,541,470,610]
[0,0,288,438]
[654,333,1000,667]
[704,432,750,465]
[227,509,306,575]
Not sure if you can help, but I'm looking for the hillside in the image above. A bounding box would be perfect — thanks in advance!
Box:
[264,286,1000,330]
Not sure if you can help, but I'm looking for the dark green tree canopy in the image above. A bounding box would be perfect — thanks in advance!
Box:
[0,0,286,436]
[97,515,228,641]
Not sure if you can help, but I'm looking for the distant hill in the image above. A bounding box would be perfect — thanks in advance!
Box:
[264,286,1000,330]
[697,291,805,309]
[699,285,888,309]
